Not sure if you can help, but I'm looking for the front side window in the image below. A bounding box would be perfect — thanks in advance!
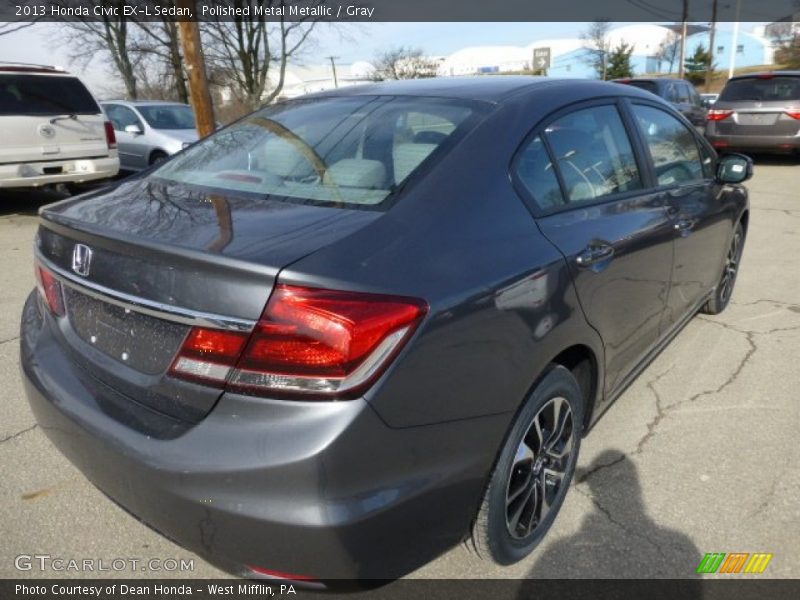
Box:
[153,95,478,207]
[632,104,705,186]
[104,104,142,131]
[543,105,642,204]
[137,105,196,130]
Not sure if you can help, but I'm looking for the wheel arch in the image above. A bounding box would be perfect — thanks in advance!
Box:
[548,344,600,434]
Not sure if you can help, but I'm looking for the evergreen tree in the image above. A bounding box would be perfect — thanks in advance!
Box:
[684,44,713,84]
[606,41,635,79]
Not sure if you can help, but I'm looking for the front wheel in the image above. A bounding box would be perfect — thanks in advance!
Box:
[703,221,745,315]
[471,365,584,565]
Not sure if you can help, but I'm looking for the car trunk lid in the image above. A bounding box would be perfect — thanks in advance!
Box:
[36,177,382,421]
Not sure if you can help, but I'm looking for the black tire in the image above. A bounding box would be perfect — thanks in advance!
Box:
[149,151,168,166]
[471,365,584,565]
[703,221,745,315]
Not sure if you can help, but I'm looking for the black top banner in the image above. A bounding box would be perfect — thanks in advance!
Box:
[1,0,799,23]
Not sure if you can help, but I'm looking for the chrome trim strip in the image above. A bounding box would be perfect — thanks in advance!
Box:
[229,327,409,394]
[36,251,257,332]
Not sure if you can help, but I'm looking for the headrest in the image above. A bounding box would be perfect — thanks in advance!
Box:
[323,159,386,189]
[262,136,316,178]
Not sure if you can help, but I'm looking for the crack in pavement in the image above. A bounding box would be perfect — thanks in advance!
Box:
[634,364,677,456]
[571,483,674,572]
[733,298,800,310]
[0,424,37,444]
[751,207,800,218]
[576,452,626,484]
[0,335,20,346]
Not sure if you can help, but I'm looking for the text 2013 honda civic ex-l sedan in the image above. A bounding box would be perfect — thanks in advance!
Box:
[21,78,751,582]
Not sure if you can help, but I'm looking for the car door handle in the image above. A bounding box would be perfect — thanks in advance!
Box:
[674,219,695,234]
[576,242,615,268]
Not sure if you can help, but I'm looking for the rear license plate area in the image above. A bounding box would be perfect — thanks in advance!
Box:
[63,287,189,375]
[737,113,778,126]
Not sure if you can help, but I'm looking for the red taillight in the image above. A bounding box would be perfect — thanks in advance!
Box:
[170,285,428,397]
[785,110,800,120]
[707,109,734,122]
[35,265,65,316]
[104,121,117,149]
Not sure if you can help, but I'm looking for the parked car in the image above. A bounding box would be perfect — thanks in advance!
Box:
[700,93,719,108]
[705,71,800,156]
[613,77,708,130]
[100,100,198,171]
[0,63,119,192]
[22,78,751,582]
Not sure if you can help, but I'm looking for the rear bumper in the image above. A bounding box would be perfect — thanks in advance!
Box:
[0,156,119,188]
[705,132,800,153]
[20,292,508,580]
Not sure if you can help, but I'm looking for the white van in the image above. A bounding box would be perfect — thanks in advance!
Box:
[0,63,119,191]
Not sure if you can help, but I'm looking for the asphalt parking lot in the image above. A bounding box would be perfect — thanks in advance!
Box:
[1,160,799,580]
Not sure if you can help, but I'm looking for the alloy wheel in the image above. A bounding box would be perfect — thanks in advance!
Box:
[719,229,743,304]
[505,396,575,540]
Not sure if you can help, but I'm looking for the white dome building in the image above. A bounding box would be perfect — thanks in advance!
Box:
[437,46,531,77]
[605,23,673,55]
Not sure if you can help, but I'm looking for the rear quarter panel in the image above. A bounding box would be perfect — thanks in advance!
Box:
[278,84,610,429]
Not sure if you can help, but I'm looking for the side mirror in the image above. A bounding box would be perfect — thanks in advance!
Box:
[124,124,143,135]
[716,153,753,184]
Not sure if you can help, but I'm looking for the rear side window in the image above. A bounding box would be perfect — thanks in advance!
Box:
[719,76,800,102]
[0,75,100,116]
[514,135,565,210]
[543,105,642,204]
[154,95,479,208]
[625,81,658,95]
[631,105,706,186]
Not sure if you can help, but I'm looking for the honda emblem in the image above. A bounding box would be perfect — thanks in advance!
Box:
[71,244,93,277]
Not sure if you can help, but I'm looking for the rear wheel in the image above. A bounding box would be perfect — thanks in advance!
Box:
[703,221,745,315]
[471,365,584,565]
[149,151,168,166]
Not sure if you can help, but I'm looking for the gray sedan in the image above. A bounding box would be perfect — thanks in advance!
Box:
[100,101,198,171]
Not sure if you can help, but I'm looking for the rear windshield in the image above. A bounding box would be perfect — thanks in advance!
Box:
[0,74,100,116]
[624,81,658,94]
[137,104,196,130]
[719,76,800,102]
[153,95,479,208]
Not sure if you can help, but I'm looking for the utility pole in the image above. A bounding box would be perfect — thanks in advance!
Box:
[728,0,743,79]
[705,0,718,91]
[177,0,215,138]
[678,0,689,78]
[326,56,340,88]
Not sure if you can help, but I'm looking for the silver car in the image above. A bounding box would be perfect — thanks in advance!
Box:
[100,101,198,171]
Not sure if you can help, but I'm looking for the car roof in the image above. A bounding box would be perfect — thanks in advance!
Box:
[728,70,800,81]
[0,65,72,75]
[304,76,656,104]
[101,100,189,106]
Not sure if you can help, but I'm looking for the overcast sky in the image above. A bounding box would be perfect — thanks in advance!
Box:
[0,21,758,97]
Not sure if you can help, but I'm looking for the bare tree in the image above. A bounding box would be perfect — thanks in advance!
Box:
[201,0,322,110]
[656,30,681,74]
[131,18,189,103]
[370,46,438,81]
[0,22,36,36]
[54,1,142,99]
[581,20,612,80]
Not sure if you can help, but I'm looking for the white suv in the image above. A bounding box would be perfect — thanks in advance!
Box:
[0,63,119,191]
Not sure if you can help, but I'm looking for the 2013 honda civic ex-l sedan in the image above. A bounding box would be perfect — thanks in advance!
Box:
[21,78,752,582]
